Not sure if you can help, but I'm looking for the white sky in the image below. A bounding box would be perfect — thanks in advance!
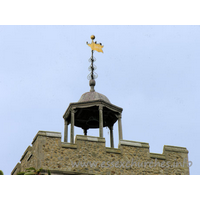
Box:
[0,1,199,180]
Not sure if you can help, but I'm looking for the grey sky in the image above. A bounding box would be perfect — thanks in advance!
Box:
[0,25,199,175]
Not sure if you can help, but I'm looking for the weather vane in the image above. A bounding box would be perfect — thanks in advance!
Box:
[86,35,104,81]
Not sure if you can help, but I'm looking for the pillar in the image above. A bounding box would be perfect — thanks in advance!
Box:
[109,126,114,148]
[70,108,75,143]
[83,129,87,136]
[99,105,103,138]
[118,113,123,141]
[64,120,68,142]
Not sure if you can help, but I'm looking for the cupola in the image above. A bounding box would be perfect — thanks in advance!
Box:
[63,35,123,148]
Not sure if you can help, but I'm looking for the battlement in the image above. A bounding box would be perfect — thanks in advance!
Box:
[11,131,189,175]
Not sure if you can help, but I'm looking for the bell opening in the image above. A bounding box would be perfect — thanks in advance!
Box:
[86,117,99,128]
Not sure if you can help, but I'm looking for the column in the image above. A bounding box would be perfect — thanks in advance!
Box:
[99,105,103,138]
[118,113,123,141]
[70,108,75,144]
[109,126,114,148]
[64,120,68,142]
[83,129,87,136]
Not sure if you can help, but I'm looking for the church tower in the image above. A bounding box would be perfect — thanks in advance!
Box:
[11,36,190,175]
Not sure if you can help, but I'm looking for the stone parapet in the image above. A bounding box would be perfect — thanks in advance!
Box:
[150,153,166,160]
[11,130,190,175]
[11,162,21,175]
[32,131,61,145]
[61,142,77,149]
[106,147,121,154]
[163,145,189,153]
[75,135,105,143]
[119,139,149,148]
[20,146,32,161]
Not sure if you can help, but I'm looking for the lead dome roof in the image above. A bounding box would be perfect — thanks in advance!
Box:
[78,91,110,103]
[78,79,110,103]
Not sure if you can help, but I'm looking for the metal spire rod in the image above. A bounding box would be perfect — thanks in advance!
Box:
[86,35,104,81]
[91,49,94,80]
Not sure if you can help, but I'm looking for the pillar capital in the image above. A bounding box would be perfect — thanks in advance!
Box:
[116,113,122,119]
[71,107,76,113]
[99,105,103,111]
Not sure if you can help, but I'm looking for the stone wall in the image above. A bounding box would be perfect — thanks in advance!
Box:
[11,131,190,175]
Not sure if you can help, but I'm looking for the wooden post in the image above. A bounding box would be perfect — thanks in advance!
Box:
[118,113,123,141]
[64,120,68,142]
[99,105,103,138]
[70,108,75,143]
[109,126,114,148]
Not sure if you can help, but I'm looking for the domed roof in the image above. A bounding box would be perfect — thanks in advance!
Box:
[78,91,111,103]
[78,79,111,103]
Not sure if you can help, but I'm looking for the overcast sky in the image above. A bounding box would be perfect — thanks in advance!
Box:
[0,25,199,175]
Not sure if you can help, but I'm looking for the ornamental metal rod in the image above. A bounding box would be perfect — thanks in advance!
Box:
[91,50,94,80]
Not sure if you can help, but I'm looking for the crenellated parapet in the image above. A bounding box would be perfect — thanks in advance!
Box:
[11,131,190,175]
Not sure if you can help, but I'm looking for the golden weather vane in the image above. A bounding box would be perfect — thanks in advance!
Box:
[86,35,104,81]
[86,35,104,53]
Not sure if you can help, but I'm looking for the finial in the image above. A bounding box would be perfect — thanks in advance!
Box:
[91,35,95,40]
[86,36,104,92]
[89,79,96,92]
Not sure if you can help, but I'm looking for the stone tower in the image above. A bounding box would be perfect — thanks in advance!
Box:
[11,36,190,175]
